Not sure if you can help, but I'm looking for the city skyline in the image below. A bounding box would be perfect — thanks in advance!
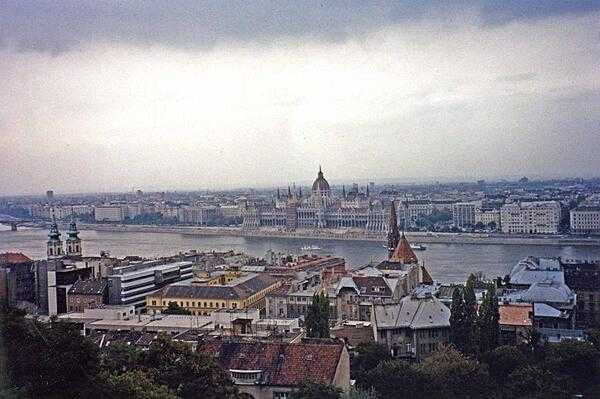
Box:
[2,1,599,195]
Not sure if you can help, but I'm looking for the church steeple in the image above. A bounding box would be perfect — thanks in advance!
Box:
[387,200,400,259]
[47,212,64,259]
[65,219,82,257]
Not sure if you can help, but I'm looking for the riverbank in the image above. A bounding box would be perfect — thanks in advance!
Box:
[76,223,600,247]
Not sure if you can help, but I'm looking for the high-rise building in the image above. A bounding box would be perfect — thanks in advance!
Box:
[46,190,54,199]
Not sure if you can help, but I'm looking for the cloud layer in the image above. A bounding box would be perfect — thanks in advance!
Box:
[1,2,599,195]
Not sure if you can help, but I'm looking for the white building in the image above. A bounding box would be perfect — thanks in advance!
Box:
[570,206,600,234]
[177,205,220,225]
[452,202,479,228]
[475,207,501,228]
[500,201,561,234]
[94,206,124,222]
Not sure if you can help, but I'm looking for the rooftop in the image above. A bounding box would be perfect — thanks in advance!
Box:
[0,252,32,265]
[198,339,344,387]
[498,303,532,327]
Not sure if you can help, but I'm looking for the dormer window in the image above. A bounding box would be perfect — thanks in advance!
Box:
[230,369,262,385]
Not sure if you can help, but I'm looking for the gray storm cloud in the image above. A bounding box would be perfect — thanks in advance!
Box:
[0,2,599,195]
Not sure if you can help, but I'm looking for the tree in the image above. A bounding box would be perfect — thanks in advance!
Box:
[418,346,491,399]
[483,345,526,384]
[542,340,600,396]
[142,334,238,399]
[306,292,330,338]
[101,342,145,374]
[449,287,468,352]
[290,381,341,399]
[351,343,392,377]
[357,360,425,399]
[505,365,562,398]
[462,274,478,354]
[102,370,178,399]
[476,286,500,355]
[162,301,192,315]
[1,310,103,399]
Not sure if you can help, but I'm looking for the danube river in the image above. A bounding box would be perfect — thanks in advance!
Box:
[1,226,600,283]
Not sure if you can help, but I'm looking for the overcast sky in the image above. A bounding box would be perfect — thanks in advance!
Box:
[1,1,599,195]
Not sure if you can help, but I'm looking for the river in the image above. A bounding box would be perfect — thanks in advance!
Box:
[1,226,600,283]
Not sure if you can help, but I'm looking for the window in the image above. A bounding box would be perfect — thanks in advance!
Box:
[273,392,289,399]
[151,300,156,306]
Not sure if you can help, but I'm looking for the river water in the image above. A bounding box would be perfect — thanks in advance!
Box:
[2,226,600,283]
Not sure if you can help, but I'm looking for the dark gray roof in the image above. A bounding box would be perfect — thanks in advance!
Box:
[68,279,107,295]
[156,274,278,300]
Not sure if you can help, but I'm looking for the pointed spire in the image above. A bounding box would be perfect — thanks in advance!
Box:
[366,185,370,197]
[48,209,60,240]
[387,200,400,259]
[288,185,292,197]
[277,188,280,199]
[342,185,346,199]
[389,234,418,264]
[299,186,302,197]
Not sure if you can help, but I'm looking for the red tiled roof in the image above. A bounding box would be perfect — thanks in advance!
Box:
[0,252,32,265]
[198,340,344,387]
[421,265,433,284]
[499,304,532,327]
[389,235,418,264]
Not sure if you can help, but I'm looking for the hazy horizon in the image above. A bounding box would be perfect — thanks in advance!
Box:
[2,1,599,196]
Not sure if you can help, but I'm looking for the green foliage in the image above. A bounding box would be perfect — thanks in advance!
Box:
[143,334,238,399]
[342,388,379,399]
[418,346,491,399]
[162,301,192,315]
[484,345,526,383]
[476,285,500,355]
[357,360,425,399]
[1,312,239,399]
[290,381,342,399]
[541,340,600,395]
[1,311,102,399]
[102,370,178,399]
[351,343,392,376]
[449,287,469,353]
[306,292,330,338]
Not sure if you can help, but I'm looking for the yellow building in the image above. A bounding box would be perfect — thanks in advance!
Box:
[146,273,281,316]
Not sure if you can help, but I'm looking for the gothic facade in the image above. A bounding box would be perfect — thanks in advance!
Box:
[241,167,387,232]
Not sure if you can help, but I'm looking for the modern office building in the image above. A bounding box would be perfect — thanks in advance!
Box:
[106,260,194,308]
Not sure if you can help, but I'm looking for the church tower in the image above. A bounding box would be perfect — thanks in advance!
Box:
[65,219,82,257]
[387,200,400,259]
[47,215,64,259]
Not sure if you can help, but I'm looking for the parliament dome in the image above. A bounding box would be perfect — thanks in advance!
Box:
[312,166,330,192]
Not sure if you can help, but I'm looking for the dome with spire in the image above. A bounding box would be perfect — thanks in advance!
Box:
[312,165,330,193]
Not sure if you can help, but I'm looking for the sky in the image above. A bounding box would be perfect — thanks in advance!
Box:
[1,1,599,195]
